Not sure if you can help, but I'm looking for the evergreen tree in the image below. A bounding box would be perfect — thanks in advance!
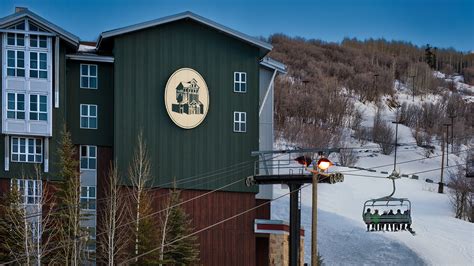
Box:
[52,124,88,264]
[133,197,161,265]
[160,188,199,265]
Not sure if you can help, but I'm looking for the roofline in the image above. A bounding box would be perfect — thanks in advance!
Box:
[97,11,272,52]
[66,54,115,63]
[0,9,79,46]
[260,57,287,74]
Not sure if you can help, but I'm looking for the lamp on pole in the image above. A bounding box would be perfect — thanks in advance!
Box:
[301,155,333,266]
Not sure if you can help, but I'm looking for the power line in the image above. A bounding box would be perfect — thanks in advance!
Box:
[119,183,312,264]
[0,154,287,265]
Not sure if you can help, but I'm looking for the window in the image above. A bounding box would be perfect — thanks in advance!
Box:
[80,104,98,129]
[7,93,25,119]
[11,137,42,163]
[11,179,42,205]
[234,72,247,93]
[81,186,96,210]
[29,52,48,79]
[233,111,247,132]
[7,50,25,77]
[80,146,97,170]
[29,23,46,32]
[7,33,25,46]
[80,64,98,89]
[30,95,47,121]
[29,35,47,48]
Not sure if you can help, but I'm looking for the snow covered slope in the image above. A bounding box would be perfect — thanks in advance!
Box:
[271,77,473,265]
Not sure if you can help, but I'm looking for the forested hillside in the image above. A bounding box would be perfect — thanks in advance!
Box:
[268,35,474,152]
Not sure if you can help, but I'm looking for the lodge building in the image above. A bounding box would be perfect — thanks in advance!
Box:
[0,7,288,265]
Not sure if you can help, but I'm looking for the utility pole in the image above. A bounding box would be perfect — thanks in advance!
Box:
[392,107,402,171]
[444,123,451,166]
[439,132,446,193]
[449,115,456,153]
[410,75,416,102]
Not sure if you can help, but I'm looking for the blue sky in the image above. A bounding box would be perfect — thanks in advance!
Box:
[1,0,473,51]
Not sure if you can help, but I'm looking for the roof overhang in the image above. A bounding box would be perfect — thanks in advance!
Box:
[66,54,115,63]
[260,57,287,74]
[0,9,80,47]
[97,11,272,55]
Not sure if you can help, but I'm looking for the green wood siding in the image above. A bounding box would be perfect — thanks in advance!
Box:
[66,61,114,147]
[113,20,260,192]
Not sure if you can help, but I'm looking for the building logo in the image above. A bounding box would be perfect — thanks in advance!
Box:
[164,68,209,129]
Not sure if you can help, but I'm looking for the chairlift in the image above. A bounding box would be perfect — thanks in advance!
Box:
[361,171,415,234]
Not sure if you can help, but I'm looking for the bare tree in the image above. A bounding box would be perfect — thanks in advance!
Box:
[128,132,154,260]
[98,163,131,265]
[338,147,359,167]
[448,166,474,222]
[0,167,56,265]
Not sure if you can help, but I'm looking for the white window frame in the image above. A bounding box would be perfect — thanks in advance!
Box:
[11,179,42,205]
[7,92,25,120]
[29,34,47,48]
[80,104,98,129]
[29,51,48,79]
[81,186,96,210]
[80,145,97,170]
[6,50,25,77]
[6,33,25,47]
[80,64,98,89]
[234,72,247,93]
[29,94,48,121]
[233,111,247,133]
[11,137,43,163]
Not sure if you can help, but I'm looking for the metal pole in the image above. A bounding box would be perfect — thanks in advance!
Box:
[449,116,456,153]
[311,164,318,266]
[438,133,445,194]
[443,124,451,167]
[289,183,301,266]
[392,121,400,171]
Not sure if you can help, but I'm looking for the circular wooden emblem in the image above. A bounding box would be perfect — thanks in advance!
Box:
[164,68,209,129]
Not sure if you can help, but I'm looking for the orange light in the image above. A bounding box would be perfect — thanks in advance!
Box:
[317,158,332,170]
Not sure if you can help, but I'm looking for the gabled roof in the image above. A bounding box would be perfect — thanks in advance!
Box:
[98,11,272,54]
[0,8,79,46]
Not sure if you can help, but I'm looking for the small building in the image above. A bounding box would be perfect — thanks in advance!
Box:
[0,7,286,265]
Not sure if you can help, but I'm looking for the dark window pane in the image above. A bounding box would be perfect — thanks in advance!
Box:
[81,117,88,128]
[89,158,96,169]
[39,71,47,79]
[17,35,24,46]
[89,147,96,157]
[90,118,97,129]
[7,111,15,119]
[81,105,88,115]
[12,154,18,161]
[90,65,97,76]
[30,70,38,78]
[39,113,47,121]
[81,77,89,88]
[30,113,38,120]
[20,155,26,161]
[28,155,34,162]
[17,69,25,77]
[90,78,97,88]
[81,158,88,169]
[81,65,88,75]
[17,112,25,119]
[7,69,15,76]
[242,123,246,132]
[90,106,97,116]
